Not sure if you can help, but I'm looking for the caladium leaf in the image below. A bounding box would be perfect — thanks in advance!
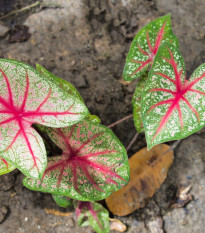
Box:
[0,59,88,178]
[23,119,129,201]
[123,14,178,81]
[132,72,148,133]
[75,201,110,233]
[36,64,101,124]
[142,43,205,149]
[0,157,15,175]
[52,194,73,208]
[36,63,84,102]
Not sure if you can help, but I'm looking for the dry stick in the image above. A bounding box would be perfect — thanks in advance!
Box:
[0,1,40,20]
[161,139,181,157]
[107,114,133,128]
[126,132,139,152]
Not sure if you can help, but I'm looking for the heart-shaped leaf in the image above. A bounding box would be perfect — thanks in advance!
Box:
[23,119,129,201]
[52,194,73,208]
[132,72,148,133]
[75,201,110,233]
[0,157,15,175]
[36,64,101,125]
[123,14,178,81]
[142,43,205,149]
[0,59,88,178]
[36,64,84,102]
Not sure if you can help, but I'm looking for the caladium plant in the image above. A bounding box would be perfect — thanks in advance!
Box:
[0,59,88,178]
[132,72,148,133]
[52,194,73,208]
[75,201,110,233]
[142,43,205,149]
[123,14,178,81]
[0,157,15,175]
[23,119,129,201]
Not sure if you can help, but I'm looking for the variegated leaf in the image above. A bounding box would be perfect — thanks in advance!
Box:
[0,157,15,175]
[75,201,110,233]
[23,119,129,201]
[36,64,101,124]
[0,59,88,178]
[132,72,148,132]
[123,14,178,81]
[142,43,205,149]
[36,63,84,102]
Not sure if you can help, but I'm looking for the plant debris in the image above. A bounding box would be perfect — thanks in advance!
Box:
[172,184,192,208]
[106,144,174,216]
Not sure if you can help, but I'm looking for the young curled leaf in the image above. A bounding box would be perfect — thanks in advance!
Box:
[142,43,205,149]
[132,72,148,133]
[0,157,15,175]
[123,14,178,81]
[52,194,73,208]
[88,114,101,124]
[75,201,110,233]
[23,119,129,201]
[0,59,88,178]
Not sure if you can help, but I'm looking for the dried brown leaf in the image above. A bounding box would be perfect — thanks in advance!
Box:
[106,144,174,216]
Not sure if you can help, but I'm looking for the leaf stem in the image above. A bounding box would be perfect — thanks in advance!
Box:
[0,1,40,20]
[107,114,133,128]
[126,132,139,152]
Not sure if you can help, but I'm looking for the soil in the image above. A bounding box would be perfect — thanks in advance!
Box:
[0,0,205,232]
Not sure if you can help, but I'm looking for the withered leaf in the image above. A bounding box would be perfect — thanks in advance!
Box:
[106,144,174,216]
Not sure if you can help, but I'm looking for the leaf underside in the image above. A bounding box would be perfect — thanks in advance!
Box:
[132,72,148,133]
[23,119,129,201]
[52,194,73,208]
[123,14,178,81]
[0,157,15,175]
[0,59,88,178]
[75,201,110,233]
[142,43,205,149]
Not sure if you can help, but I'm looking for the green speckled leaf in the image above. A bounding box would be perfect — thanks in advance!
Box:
[52,194,73,208]
[132,72,148,133]
[123,14,178,81]
[36,63,84,102]
[0,157,15,175]
[23,119,129,201]
[142,43,205,149]
[36,64,101,123]
[75,201,110,233]
[0,59,88,179]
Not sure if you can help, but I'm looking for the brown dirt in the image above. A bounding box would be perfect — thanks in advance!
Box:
[0,0,205,232]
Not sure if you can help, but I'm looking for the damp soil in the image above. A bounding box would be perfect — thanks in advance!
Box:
[0,0,205,232]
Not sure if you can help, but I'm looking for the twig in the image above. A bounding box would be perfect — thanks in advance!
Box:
[107,114,133,128]
[126,132,139,152]
[162,140,181,157]
[0,1,40,20]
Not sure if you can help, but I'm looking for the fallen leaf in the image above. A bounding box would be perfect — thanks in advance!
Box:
[110,218,127,232]
[106,144,174,216]
[172,184,192,208]
[44,208,72,217]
